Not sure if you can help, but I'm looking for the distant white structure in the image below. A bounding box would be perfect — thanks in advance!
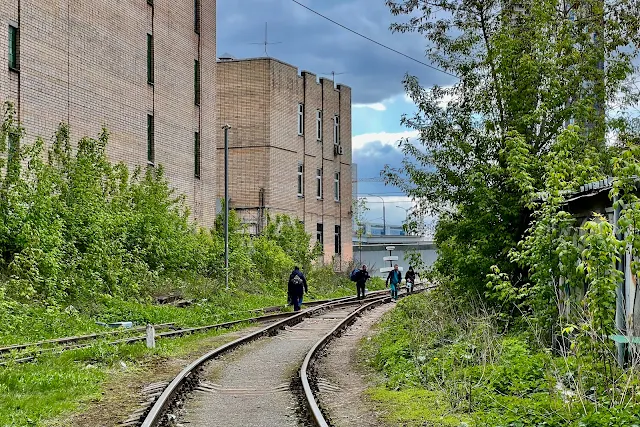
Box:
[380,245,403,274]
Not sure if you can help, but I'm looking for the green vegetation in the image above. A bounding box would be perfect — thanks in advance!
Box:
[369,1,640,425]
[0,102,365,425]
[0,324,249,427]
[363,293,640,426]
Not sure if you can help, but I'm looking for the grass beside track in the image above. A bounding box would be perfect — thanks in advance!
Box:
[360,292,640,427]
[0,279,388,427]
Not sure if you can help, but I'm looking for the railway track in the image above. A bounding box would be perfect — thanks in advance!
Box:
[135,285,428,427]
[0,291,389,366]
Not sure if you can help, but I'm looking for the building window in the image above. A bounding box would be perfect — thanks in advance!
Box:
[194,60,201,105]
[297,163,304,197]
[194,132,201,178]
[317,223,323,245]
[147,33,154,84]
[194,0,201,34]
[147,114,154,164]
[316,110,322,141]
[334,225,341,255]
[297,103,304,135]
[333,115,340,145]
[8,25,18,71]
[334,172,340,202]
[316,168,323,199]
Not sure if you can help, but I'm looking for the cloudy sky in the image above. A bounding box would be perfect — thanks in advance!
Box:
[217,0,457,226]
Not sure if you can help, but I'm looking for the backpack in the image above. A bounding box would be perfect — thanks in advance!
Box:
[292,274,303,287]
[350,268,360,282]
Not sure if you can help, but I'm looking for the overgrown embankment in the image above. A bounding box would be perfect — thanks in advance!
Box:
[0,102,382,426]
[361,292,640,427]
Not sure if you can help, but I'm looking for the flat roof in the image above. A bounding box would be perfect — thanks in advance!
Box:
[216,56,351,89]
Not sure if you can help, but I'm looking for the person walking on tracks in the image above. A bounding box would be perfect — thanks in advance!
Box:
[288,266,307,311]
[405,266,418,294]
[386,264,402,302]
[351,264,371,300]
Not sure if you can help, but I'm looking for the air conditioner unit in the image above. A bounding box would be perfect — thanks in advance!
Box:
[334,145,343,156]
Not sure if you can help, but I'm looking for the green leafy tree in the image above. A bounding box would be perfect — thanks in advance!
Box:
[384,0,639,303]
[261,213,322,273]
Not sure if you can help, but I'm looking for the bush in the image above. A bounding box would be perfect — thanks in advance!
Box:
[363,291,640,426]
[0,101,345,323]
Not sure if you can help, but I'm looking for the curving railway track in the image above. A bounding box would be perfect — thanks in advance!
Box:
[0,291,388,366]
[133,286,428,427]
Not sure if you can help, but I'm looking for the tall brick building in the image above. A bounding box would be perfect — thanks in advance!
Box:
[0,0,217,226]
[216,57,353,266]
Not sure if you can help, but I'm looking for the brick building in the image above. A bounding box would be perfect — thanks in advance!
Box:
[216,56,353,266]
[0,0,217,226]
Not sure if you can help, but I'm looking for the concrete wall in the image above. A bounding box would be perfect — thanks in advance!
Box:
[353,243,438,278]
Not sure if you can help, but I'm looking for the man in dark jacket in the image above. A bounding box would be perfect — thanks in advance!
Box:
[405,266,418,294]
[288,266,307,311]
[354,264,371,300]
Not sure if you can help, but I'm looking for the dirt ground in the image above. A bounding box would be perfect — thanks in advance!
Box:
[314,303,394,427]
[47,325,268,427]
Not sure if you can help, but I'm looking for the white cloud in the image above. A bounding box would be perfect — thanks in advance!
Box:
[352,130,419,150]
[353,102,387,111]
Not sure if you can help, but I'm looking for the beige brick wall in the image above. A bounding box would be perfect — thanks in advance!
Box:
[216,59,270,212]
[217,57,353,266]
[0,0,216,226]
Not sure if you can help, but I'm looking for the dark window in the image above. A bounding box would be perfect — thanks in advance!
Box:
[316,110,322,140]
[317,223,323,245]
[194,132,201,178]
[194,59,200,105]
[194,0,201,34]
[297,163,304,196]
[334,225,341,255]
[147,34,154,84]
[8,25,18,71]
[297,103,304,135]
[147,114,154,164]
[316,168,322,199]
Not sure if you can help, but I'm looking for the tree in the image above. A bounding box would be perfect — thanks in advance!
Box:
[352,197,370,264]
[384,0,640,302]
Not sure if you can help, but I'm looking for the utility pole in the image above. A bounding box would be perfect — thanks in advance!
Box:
[223,124,231,291]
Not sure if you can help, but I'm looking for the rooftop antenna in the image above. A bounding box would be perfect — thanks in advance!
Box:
[249,22,281,57]
[320,71,347,84]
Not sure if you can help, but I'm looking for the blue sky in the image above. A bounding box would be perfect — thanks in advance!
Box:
[216,0,457,226]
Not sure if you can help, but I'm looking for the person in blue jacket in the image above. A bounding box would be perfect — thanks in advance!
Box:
[385,264,402,302]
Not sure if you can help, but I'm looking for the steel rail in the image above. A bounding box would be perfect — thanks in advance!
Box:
[139,295,388,427]
[0,290,390,365]
[0,323,177,355]
[300,285,433,426]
